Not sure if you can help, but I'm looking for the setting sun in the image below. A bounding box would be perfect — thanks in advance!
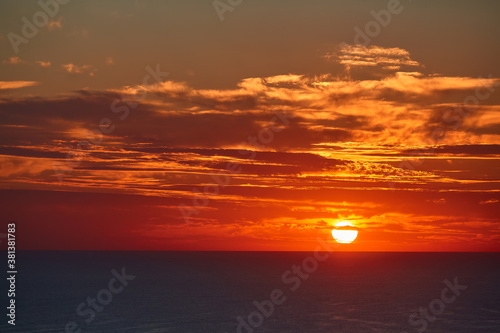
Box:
[332,221,359,244]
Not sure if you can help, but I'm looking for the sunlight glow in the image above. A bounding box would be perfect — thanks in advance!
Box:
[332,221,359,244]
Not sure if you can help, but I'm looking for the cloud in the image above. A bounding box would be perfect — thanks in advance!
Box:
[36,61,51,68]
[48,17,63,30]
[61,63,95,75]
[326,44,421,71]
[3,57,52,68]
[2,65,494,150]
[3,56,26,65]
[0,146,66,159]
[407,144,500,156]
[107,70,499,147]
[0,81,38,90]
[480,199,499,205]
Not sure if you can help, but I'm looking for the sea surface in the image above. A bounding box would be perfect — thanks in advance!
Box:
[1,252,499,332]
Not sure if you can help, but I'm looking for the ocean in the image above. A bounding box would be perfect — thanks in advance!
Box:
[1,252,499,332]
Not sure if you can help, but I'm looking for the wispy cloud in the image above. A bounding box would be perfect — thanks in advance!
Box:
[4,57,51,68]
[0,81,38,90]
[36,61,51,68]
[62,63,96,75]
[326,44,421,71]
[48,17,63,31]
[3,56,26,65]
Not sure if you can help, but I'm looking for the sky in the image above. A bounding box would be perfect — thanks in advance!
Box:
[0,0,499,251]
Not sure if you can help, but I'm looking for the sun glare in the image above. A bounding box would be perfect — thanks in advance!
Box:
[332,221,358,244]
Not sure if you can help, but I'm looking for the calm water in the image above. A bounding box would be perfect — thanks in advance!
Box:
[1,252,499,332]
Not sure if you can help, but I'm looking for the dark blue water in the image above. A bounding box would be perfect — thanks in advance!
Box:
[1,252,499,332]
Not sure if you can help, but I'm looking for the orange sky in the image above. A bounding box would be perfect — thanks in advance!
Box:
[0,1,499,251]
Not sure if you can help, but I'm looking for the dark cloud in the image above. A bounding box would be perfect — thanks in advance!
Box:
[0,146,66,159]
[402,144,500,156]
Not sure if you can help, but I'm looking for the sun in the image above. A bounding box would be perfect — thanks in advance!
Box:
[332,221,358,244]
